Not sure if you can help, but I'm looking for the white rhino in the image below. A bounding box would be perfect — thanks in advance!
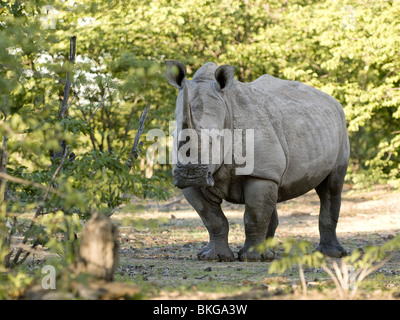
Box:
[166,60,350,261]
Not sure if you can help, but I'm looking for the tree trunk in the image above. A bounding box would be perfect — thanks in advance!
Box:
[51,36,76,164]
[73,212,119,281]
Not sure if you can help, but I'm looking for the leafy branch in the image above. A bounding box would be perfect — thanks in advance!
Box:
[257,235,400,298]
[7,145,70,267]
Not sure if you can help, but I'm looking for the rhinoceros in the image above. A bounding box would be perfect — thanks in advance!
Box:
[165,60,350,261]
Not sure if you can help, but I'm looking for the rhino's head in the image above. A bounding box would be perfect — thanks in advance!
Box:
[166,60,235,189]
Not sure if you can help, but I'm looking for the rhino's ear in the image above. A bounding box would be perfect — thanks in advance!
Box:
[165,60,187,89]
[215,65,235,91]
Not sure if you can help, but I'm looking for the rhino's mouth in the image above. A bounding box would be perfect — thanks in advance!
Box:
[173,163,214,189]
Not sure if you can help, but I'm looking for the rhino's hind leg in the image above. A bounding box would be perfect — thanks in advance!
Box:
[182,187,234,262]
[315,166,348,258]
[239,178,278,262]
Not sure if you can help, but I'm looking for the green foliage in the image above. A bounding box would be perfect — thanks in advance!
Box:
[263,239,325,275]
[346,235,400,271]
[0,0,171,297]
[0,271,34,299]
[259,235,400,298]
[37,211,82,264]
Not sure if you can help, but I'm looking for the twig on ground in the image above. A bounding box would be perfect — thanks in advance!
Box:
[159,196,184,208]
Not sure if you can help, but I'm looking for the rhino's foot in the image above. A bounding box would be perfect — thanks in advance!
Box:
[197,242,235,262]
[238,246,275,262]
[317,243,347,258]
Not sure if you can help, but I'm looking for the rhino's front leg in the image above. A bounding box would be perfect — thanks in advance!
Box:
[182,187,235,262]
[239,178,278,262]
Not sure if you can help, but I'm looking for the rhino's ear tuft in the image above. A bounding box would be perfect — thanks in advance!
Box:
[165,60,187,89]
[215,65,235,91]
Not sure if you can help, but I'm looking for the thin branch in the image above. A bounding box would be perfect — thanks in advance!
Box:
[105,88,115,153]
[341,259,349,291]
[10,146,70,267]
[77,100,98,150]
[121,96,140,151]
[87,93,107,122]
[52,36,76,164]
[1,119,23,142]
[0,104,10,265]
[0,172,65,198]
[0,99,7,197]
[348,255,393,299]
[385,151,393,162]
[357,255,393,283]
[298,263,307,295]
[59,36,77,119]
[320,263,344,299]
[65,90,80,113]
[34,145,70,219]
[126,103,150,170]
[331,260,346,290]
[1,95,7,119]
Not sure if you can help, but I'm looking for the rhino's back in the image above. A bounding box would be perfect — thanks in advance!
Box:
[245,75,349,200]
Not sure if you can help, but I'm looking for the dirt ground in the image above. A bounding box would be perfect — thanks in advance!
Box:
[112,185,400,300]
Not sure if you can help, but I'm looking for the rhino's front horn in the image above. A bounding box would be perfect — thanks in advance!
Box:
[182,83,194,129]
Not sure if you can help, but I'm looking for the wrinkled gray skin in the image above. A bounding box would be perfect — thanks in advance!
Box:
[166,60,350,262]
